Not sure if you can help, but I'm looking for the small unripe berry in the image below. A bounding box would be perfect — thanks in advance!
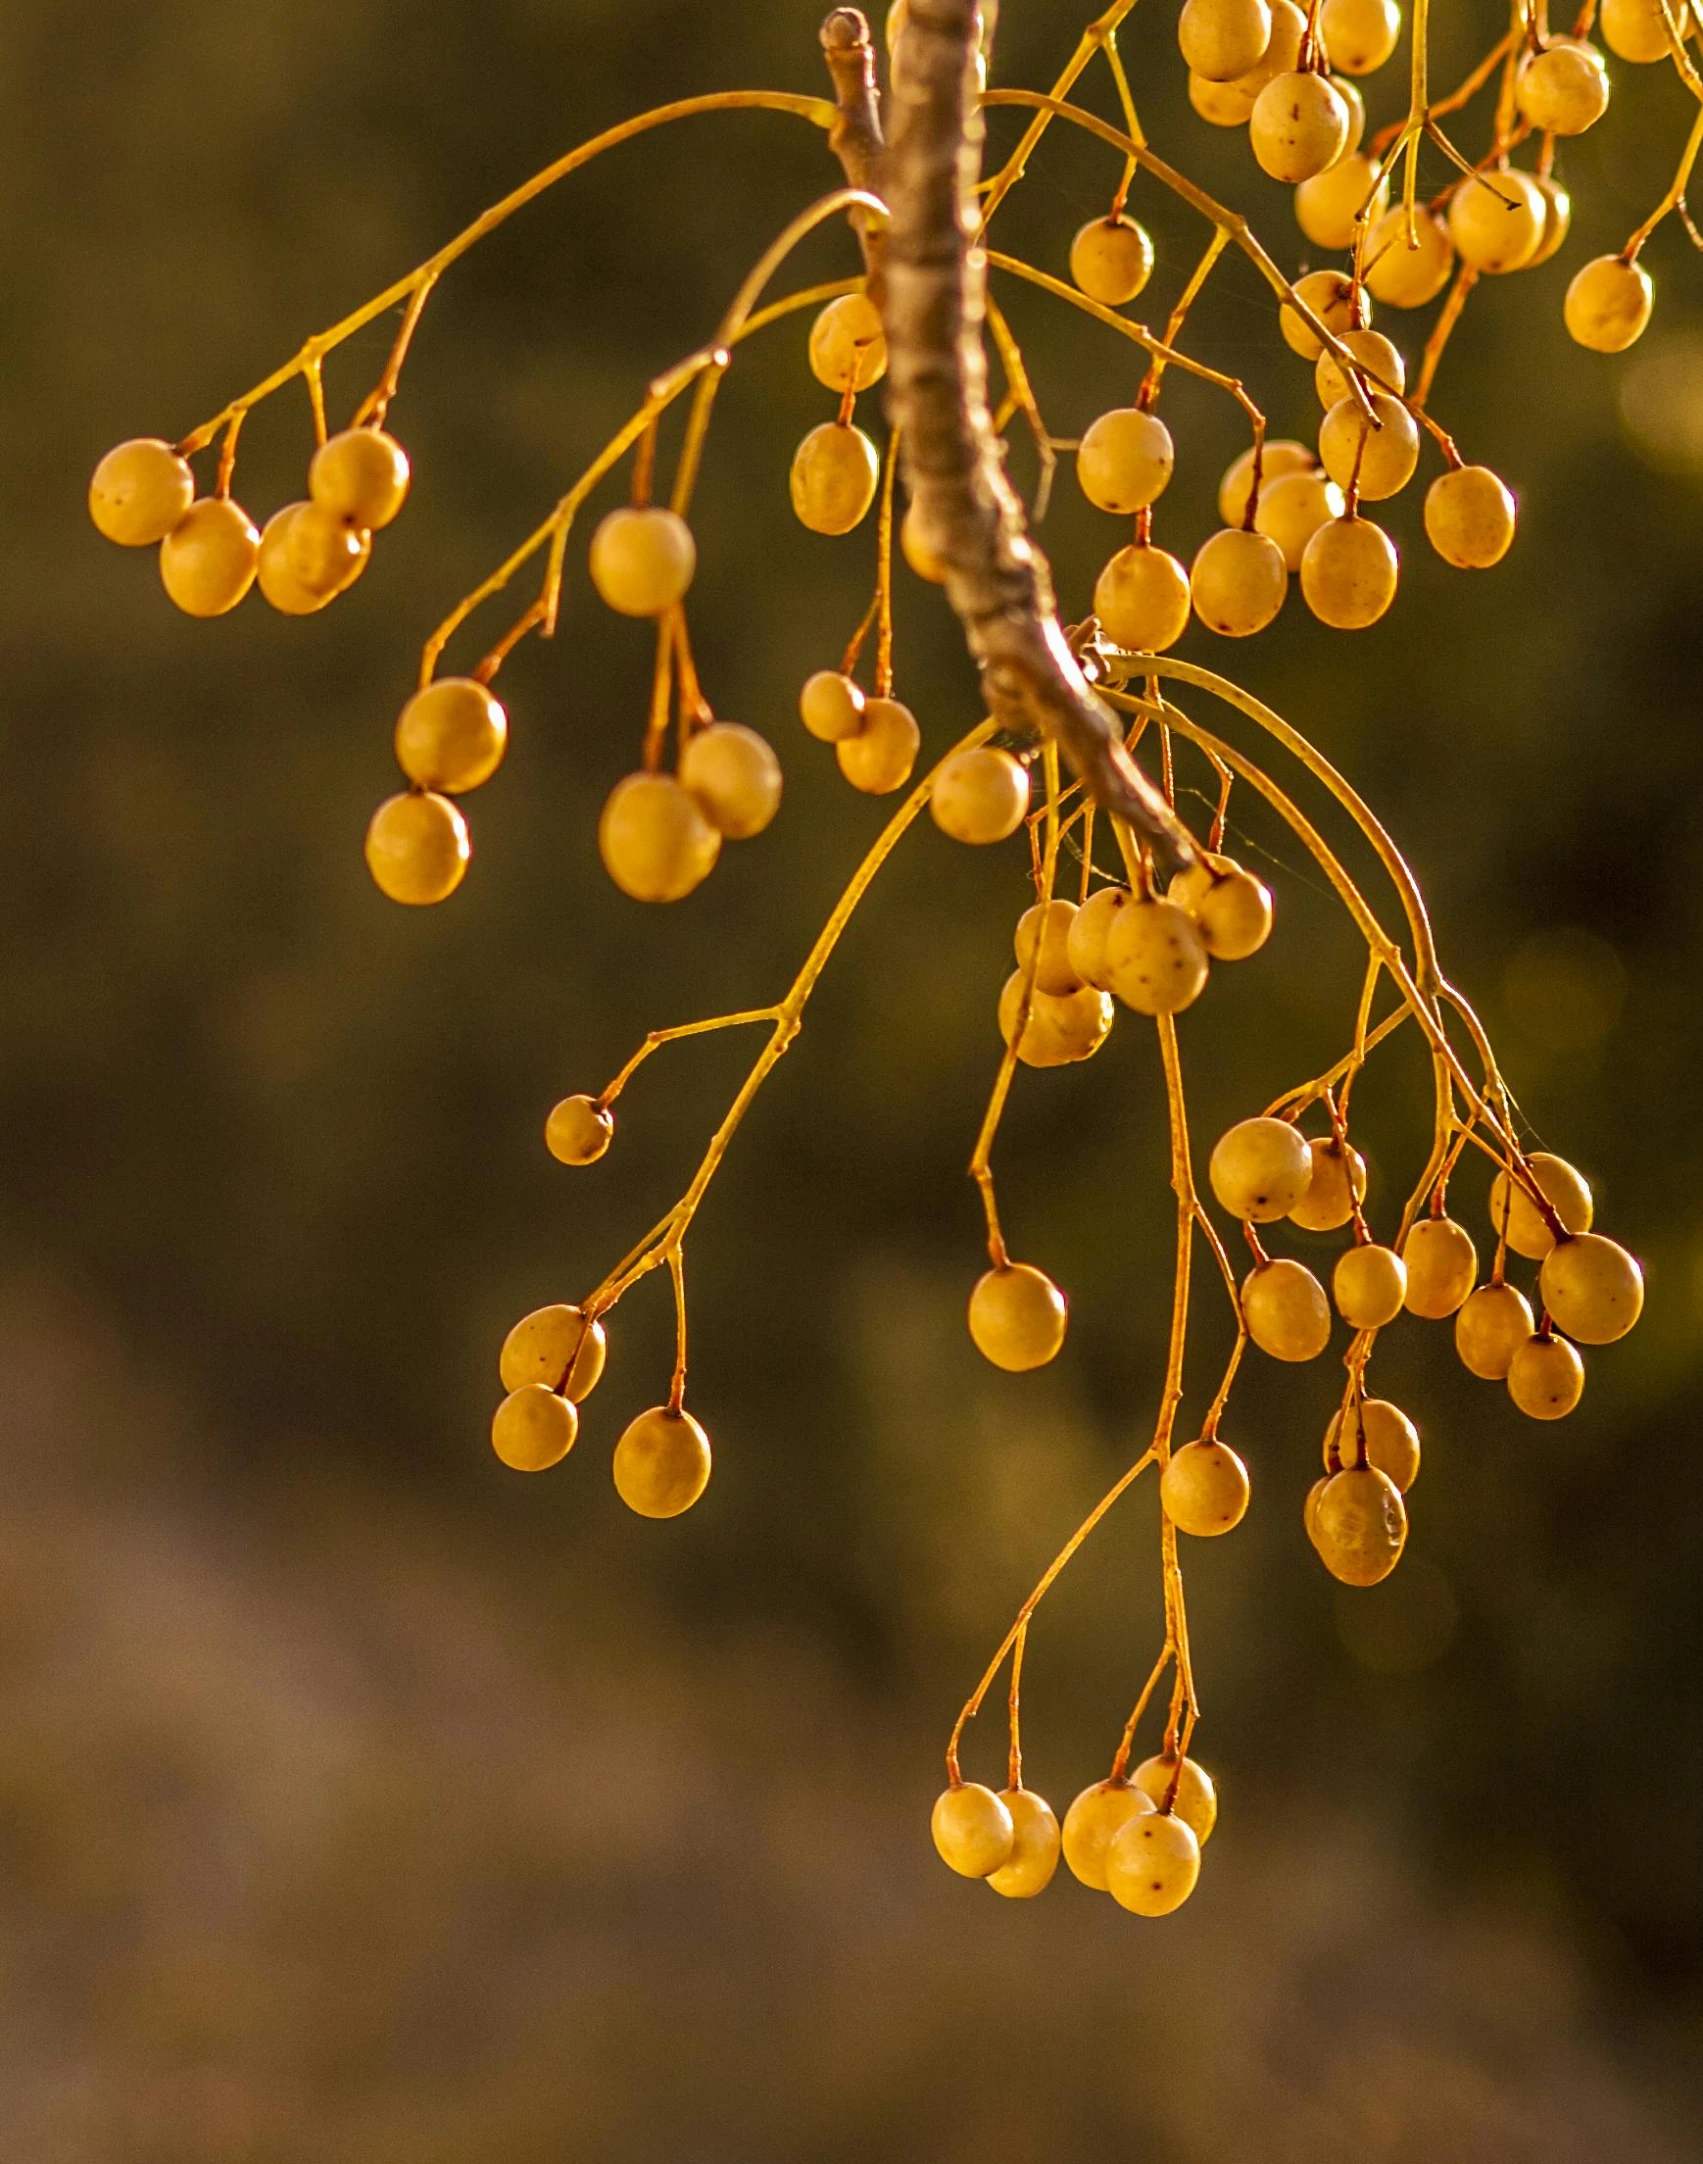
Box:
[1106,1806,1201,1916]
[1069,216,1155,306]
[613,1405,713,1518]
[986,1788,1061,1897]
[1401,1215,1477,1318]
[499,1303,607,1399]
[491,1384,578,1472]
[836,696,920,794]
[1190,526,1288,635]
[1300,514,1399,628]
[1066,884,1132,991]
[1327,1397,1419,1489]
[599,773,721,902]
[365,790,470,905]
[1132,1754,1218,1844]
[395,677,508,793]
[1507,1332,1585,1418]
[1454,1281,1534,1379]
[1315,330,1407,412]
[1251,71,1350,184]
[1516,38,1610,135]
[790,421,881,534]
[1093,543,1193,652]
[1104,895,1210,1014]
[1077,408,1175,514]
[310,426,411,529]
[589,506,697,616]
[1014,899,1083,996]
[998,973,1114,1065]
[1255,470,1343,570]
[1539,1233,1643,1344]
[1161,1436,1251,1535]
[1061,1780,1153,1890]
[1564,256,1654,353]
[931,746,1030,844]
[1314,1465,1407,1584]
[1289,1137,1367,1231]
[1364,207,1454,307]
[1333,1242,1406,1328]
[1242,1256,1332,1360]
[968,1262,1068,1370]
[1210,1117,1312,1221]
[1168,854,1274,959]
[1219,438,1314,526]
[931,1781,1015,1877]
[1319,391,1420,502]
[1320,0,1401,72]
[799,670,866,742]
[1179,0,1272,78]
[1279,270,1361,361]
[1600,0,1673,60]
[1296,152,1390,252]
[808,292,886,392]
[159,497,260,617]
[89,437,195,546]
[1488,1152,1593,1260]
[1425,465,1517,569]
[680,722,783,839]
[545,1094,614,1167]
[1448,170,1545,275]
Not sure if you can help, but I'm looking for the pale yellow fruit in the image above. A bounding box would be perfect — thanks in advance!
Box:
[1314,1465,1406,1584]
[1210,1116,1312,1220]
[836,696,920,793]
[1327,1398,1419,1490]
[1321,0,1401,72]
[1516,38,1610,135]
[1333,1242,1407,1328]
[987,1789,1061,1898]
[499,1303,607,1399]
[309,427,411,529]
[1280,268,1362,360]
[1539,1234,1643,1344]
[680,722,783,839]
[790,422,881,534]
[1454,1281,1534,1380]
[1236,0,1306,97]
[1315,329,1406,410]
[89,437,195,546]
[490,1385,579,1472]
[395,678,508,793]
[1190,527,1288,636]
[1015,899,1083,996]
[283,499,370,599]
[599,773,720,902]
[1066,884,1132,991]
[1296,152,1390,252]
[1179,0,1272,78]
[997,973,1114,1066]
[1161,1437,1251,1535]
[1425,465,1517,569]
[799,670,866,743]
[1070,216,1155,306]
[159,497,260,617]
[545,1095,614,1167]
[1448,169,1545,275]
[364,790,470,905]
[1530,174,1573,267]
[1251,71,1350,184]
[1401,1215,1477,1318]
[968,1262,1068,1370]
[257,505,336,616]
[1601,0,1673,61]
[1564,256,1654,353]
[808,292,886,392]
[1105,1808,1201,1916]
[1304,1473,1329,1548]
[1319,391,1420,502]
[1132,1755,1218,1844]
[1289,1136,1367,1231]
[1507,1333,1585,1419]
[1077,408,1176,514]
[1220,437,1316,526]
[1093,543,1193,652]
[1364,207,1455,307]
[588,505,696,616]
[1062,1781,1153,1890]
[1104,895,1210,1014]
[931,747,1030,844]
[1300,514,1398,628]
[1334,74,1368,153]
[613,1406,713,1518]
[1255,470,1344,570]
[1488,1152,1593,1260]
[1242,1257,1332,1360]
[931,1782,1015,1877]
[1167,853,1274,959]
[1189,69,1258,123]
[900,501,948,583]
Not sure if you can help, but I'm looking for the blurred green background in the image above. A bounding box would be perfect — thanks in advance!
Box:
[1,0,1700,2155]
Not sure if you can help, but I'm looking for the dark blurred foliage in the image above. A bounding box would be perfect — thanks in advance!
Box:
[0,0,1699,2155]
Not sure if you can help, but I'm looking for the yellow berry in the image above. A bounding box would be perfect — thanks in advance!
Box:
[836,696,920,794]
[1279,269,1362,361]
[1334,74,1368,153]
[1104,895,1210,1014]
[1401,1215,1478,1318]
[394,677,508,793]
[1242,1257,1332,1360]
[1189,69,1258,122]
[1061,1781,1154,1890]
[680,722,783,839]
[1529,174,1573,266]
[1066,885,1132,990]
[285,500,370,597]
[1454,1281,1534,1379]
[1069,215,1156,306]
[1077,408,1175,514]
[1219,438,1315,526]
[599,773,721,902]
[1321,0,1401,72]
[1507,1332,1585,1419]
[790,422,881,534]
[1289,1136,1367,1231]
[808,292,887,392]
[1255,470,1344,570]
[1488,1152,1593,1260]
[1304,1473,1330,1548]
[968,1262,1068,1370]
[257,505,337,616]
[499,1303,607,1399]
[1448,169,1546,275]
[1333,1242,1407,1328]
[1539,1233,1643,1344]
[1425,465,1517,569]
[159,497,260,617]
[986,1788,1061,1897]
[1364,207,1455,307]
[1168,853,1273,959]
[89,437,195,546]
[1131,1754,1217,1844]
[1315,329,1406,410]
[1516,38,1609,134]
[1300,513,1398,628]
[1319,391,1419,502]
[1251,71,1350,184]
[930,1781,1015,1877]
[997,973,1114,1065]
[1093,542,1193,653]
[1106,1807,1201,1916]
[309,426,410,529]
[900,501,948,582]
[1014,899,1084,996]
[1314,1465,1406,1583]
[1327,1397,1420,1489]
[589,506,697,616]
[1236,0,1307,97]
[1161,1437,1251,1535]
[799,670,866,742]
[1601,0,1673,61]
[1210,1116,1312,1221]
[491,1384,579,1472]
[545,1095,614,1167]
[1179,0,1272,78]
[1564,255,1654,353]
[931,746,1030,844]
[1190,527,1289,635]
[364,790,470,905]
[613,1405,713,1518]
[1296,153,1390,251]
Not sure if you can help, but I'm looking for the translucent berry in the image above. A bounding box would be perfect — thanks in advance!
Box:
[1296,153,1391,252]
[1189,69,1258,123]
[1242,1256,1332,1360]
[285,500,370,597]
[930,1780,1015,1877]
[807,292,887,392]
[790,421,881,535]
[1300,513,1399,628]
[1106,1806,1201,1916]
[799,670,866,743]
[1132,1754,1217,1844]
[1320,0,1401,72]
[1104,895,1210,1014]
[1364,207,1455,307]
[89,437,195,546]
[309,426,411,529]
[1237,0,1307,98]
[1401,1215,1477,1318]
[1209,1116,1312,1221]
[1066,885,1132,991]
[987,1788,1061,1898]
[613,1405,713,1518]
[1251,71,1350,184]
[1093,543,1193,653]
[1488,1152,1593,1260]
[491,1384,579,1472]
[499,1303,608,1399]
[1014,899,1084,996]
[1077,408,1176,514]
[1161,1437,1251,1535]
[159,497,260,617]
[1425,465,1517,569]
[589,506,697,616]
[1279,269,1361,360]
[1314,1465,1406,1584]
[394,677,508,793]
[836,696,920,794]
[1516,38,1609,135]
[968,1262,1068,1370]
[1333,75,1368,154]
[1327,1398,1419,1490]
[1190,527,1288,635]
[900,501,948,583]
[599,773,721,902]
[1179,0,1272,78]
[545,1094,614,1167]
[931,746,1030,844]
[1507,1331,1585,1419]
[998,974,1114,1065]
[1315,329,1406,410]
[1319,391,1420,502]
[1333,1241,1407,1328]
[1600,0,1673,61]
[1448,170,1545,275]
[1290,1137,1367,1231]
[1564,256,1653,353]
[1256,470,1344,570]
[1070,215,1156,306]
[1168,853,1273,959]
[1061,1781,1154,1890]
[680,722,784,839]
[1454,1280,1534,1379]
[1304,1474,1330,1549]
[1529,174,1573,267]
[257,505,339,616]
[365,790,470,905]
[1219,438,1314,526]
[1538,1233,1644,1344]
